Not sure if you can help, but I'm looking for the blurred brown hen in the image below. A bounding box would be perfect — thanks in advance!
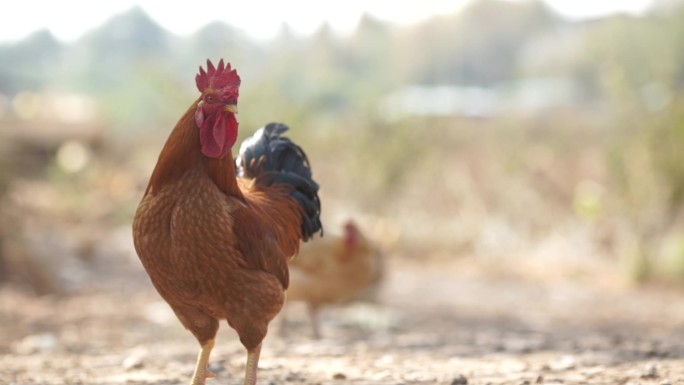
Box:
[132,59,322,385]
[285,220,384,338]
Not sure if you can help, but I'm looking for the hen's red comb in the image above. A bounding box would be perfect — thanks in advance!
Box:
[195,59,241,99]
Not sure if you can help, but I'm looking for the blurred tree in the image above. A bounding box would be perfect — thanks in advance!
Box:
[401,0,557,86]
[59,6,174,93]
[346,15,396,91]
[583,7,684,281]
[0,30,63,94]
[185,21,264,79]
[652,103,684,214]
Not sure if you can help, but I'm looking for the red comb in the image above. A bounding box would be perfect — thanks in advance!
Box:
[195,59,241,99]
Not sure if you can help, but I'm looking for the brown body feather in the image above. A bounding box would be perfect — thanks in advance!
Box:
[133,100,303,350]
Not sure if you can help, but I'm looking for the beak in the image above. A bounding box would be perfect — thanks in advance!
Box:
[224,104,238,114]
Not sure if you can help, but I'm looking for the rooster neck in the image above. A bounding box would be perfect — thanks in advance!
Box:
[202,153,243,198]
[145,99,243,199]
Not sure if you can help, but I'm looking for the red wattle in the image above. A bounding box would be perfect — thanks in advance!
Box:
[199,111,238,159]
[226,113,239,150]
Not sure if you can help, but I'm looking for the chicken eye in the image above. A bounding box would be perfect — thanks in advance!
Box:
[205,95,217,104]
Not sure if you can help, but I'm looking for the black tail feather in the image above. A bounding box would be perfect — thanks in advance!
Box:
[236,123,323,240]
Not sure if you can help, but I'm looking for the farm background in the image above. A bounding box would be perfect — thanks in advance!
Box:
[2,1,684,383]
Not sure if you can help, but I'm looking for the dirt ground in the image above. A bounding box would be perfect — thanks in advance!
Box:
[2,227,684,385]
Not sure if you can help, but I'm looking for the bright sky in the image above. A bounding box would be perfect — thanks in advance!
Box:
[0,0,654,43]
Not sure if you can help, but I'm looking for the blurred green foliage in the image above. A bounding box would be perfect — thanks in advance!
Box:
[2,0,684,282]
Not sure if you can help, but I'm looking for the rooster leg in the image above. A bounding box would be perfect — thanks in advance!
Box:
[190,338,216,385]
[243,343,262,385]
[307,304,322,339]
[277,310,289,339]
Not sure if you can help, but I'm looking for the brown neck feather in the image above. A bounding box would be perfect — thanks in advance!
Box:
[145,99,243,199]
[201,152,243,198]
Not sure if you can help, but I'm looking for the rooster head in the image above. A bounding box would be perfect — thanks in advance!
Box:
[194,59,241,159]
[344,220,359,249]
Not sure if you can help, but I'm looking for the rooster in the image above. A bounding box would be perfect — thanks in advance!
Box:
[132,59,322,385]
[284,220,384,338]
